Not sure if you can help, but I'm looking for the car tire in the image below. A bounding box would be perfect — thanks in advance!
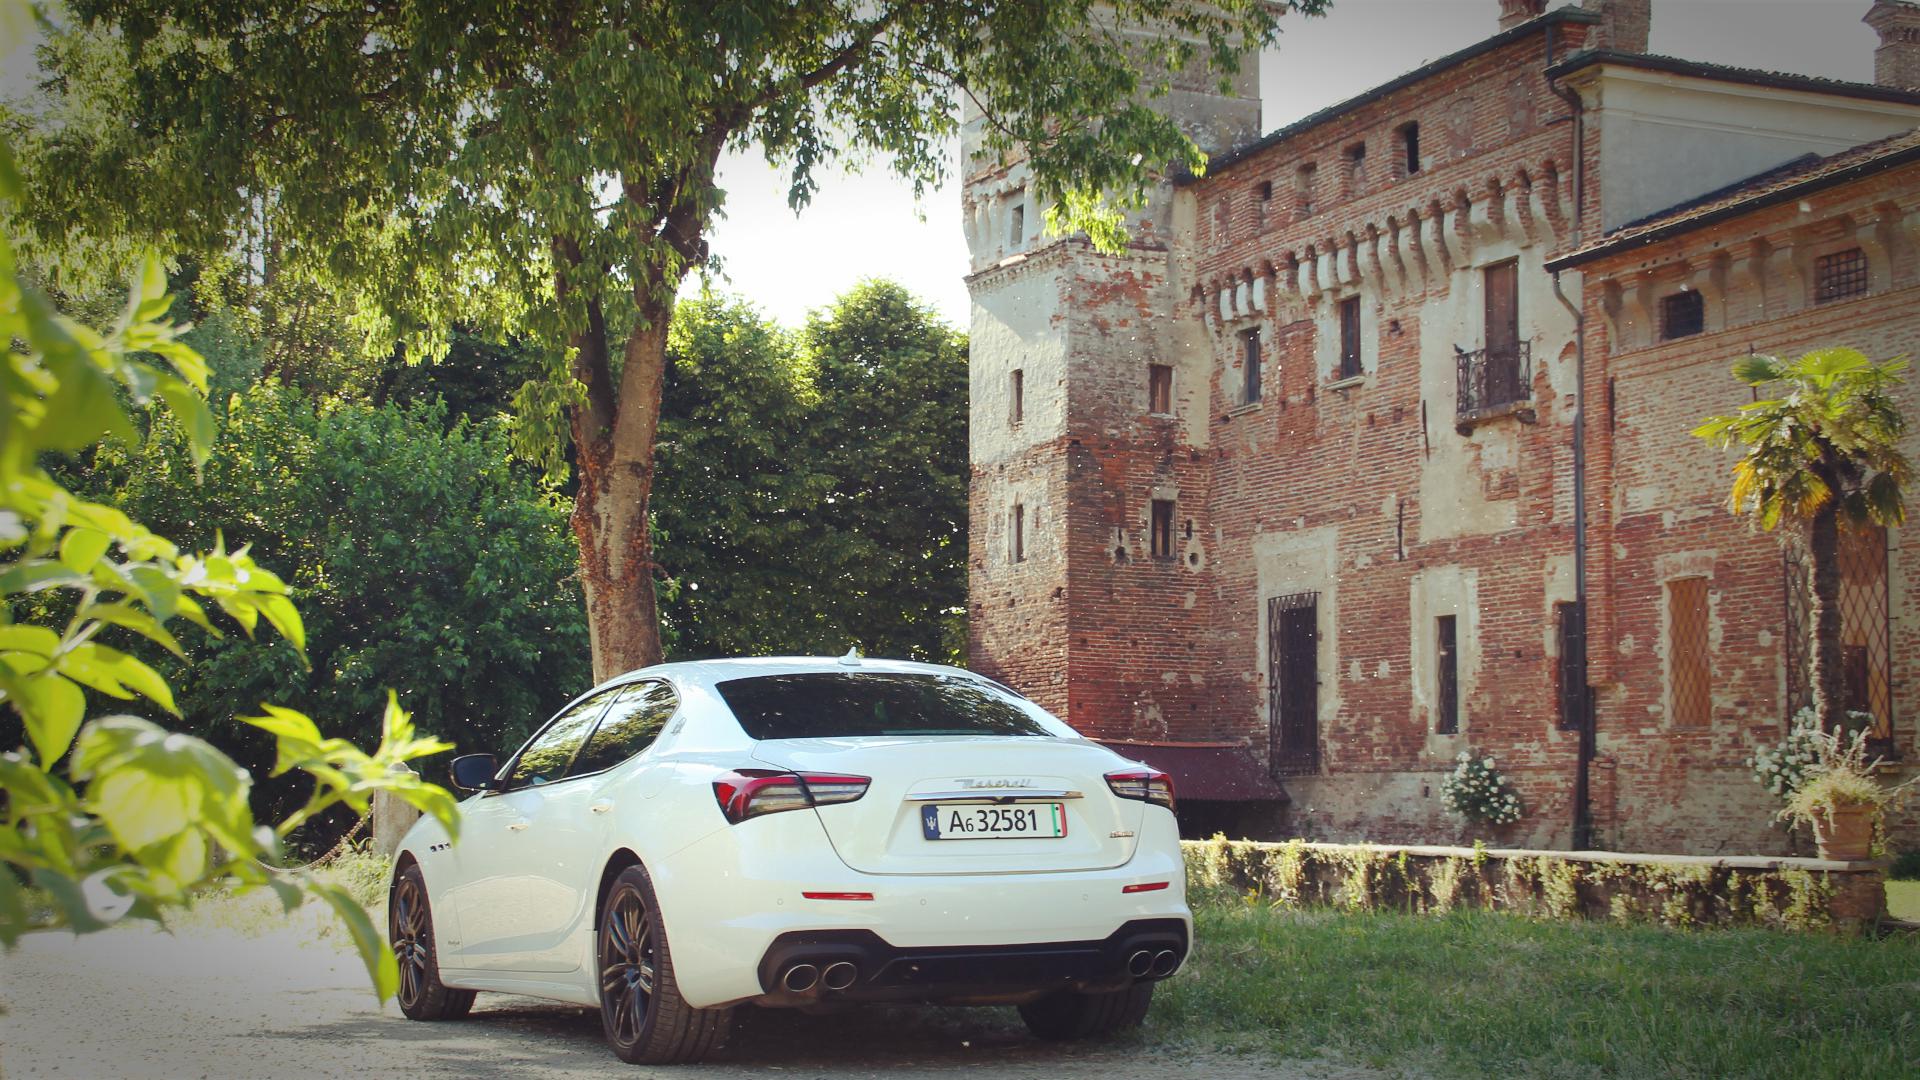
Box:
[597,863,731,1064]
[1017,982,1154,1041]
[389,862,477,1021]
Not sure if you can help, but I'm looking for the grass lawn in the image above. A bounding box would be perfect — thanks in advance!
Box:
[1890,879,1920,922]
[1148,903,1920,1079]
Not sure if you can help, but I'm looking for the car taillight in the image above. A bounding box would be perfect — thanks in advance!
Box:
[1105,768,1175,812]
[711,770,871,824]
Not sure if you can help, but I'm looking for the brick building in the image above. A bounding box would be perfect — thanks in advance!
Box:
[964,0,1920,854]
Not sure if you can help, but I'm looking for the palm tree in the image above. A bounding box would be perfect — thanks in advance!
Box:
[1693,348,1910,730]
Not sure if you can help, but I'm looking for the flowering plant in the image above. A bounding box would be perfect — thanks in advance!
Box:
[1440,750,1522,826]
[1749,707,1877,802]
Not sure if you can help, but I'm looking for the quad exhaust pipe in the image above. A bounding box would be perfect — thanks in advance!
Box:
[781,963,819,993]
[1126,949,1154,978]
[820,961,858,991]
[1150,949,1178,977]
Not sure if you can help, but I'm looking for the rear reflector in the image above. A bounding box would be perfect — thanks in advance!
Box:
[1104,768,1176,812]
[1122,881,1170,894]
[713,770,871,824]
[800,891,875,901]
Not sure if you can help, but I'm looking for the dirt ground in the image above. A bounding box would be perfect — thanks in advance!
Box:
[0,922,1378,1079]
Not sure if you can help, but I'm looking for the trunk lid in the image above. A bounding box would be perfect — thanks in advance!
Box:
[751,736,1145,875]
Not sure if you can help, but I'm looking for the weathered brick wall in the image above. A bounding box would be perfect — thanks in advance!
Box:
[1184,24,1595,847]
[1582,165,1920,854]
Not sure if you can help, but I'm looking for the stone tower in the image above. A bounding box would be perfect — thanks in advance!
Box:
[963,23,1261,739]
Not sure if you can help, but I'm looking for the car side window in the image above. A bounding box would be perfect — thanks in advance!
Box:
[505,688,619,789]
[570,681,679,777]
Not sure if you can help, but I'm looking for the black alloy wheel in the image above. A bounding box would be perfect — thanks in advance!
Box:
[389,863,476,1021]
[595,864,730,1064]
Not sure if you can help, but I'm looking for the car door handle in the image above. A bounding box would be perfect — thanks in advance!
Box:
[591,802,614,814]
[507,821,530,832]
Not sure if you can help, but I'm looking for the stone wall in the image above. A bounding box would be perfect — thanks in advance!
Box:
[1183,837,1890,931]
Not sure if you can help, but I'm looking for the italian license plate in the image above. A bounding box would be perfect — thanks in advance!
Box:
[920,802,1067,841]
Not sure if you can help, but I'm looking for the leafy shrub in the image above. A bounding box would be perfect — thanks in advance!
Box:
[1890,850,1920,881]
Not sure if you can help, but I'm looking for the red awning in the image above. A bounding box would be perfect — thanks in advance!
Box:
[1098,740,1290,803]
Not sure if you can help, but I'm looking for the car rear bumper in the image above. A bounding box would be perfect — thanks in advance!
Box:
[753,918,1187,1006]
[649,807,1191,1008]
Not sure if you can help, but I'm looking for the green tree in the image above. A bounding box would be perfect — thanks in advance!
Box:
[24,0,1321,680]
[803,280,967,662]
[648,284,965,663]
[1694,348,1911,729]
[79,384,590,814]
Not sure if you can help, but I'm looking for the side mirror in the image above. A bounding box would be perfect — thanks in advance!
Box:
[451,753,503,792]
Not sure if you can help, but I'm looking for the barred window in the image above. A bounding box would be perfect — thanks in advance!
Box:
[1011,503,1025,564]
[1435,615,1460,735]
[1241,328,1263,404]
[1668,577,1711,726]
[1814,248,1868,304]
[1150,499,1174,559]
[1660,290,1704,340]
[1009,368,1023,426]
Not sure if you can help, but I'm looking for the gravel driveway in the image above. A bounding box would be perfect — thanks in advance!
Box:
[0,921,1375,1079]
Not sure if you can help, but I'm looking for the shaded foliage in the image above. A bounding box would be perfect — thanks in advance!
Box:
[653,283,965,663]
[76,384,590,813]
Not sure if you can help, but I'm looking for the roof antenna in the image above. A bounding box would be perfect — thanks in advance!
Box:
[838,646,863,667]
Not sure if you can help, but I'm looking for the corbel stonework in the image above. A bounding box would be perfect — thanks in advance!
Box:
[1766,233,1807,315]
[1440,198,1472,269]
[1315,246,1336,300]
[1468,184,1504,249]
[1421,208,1454,279]
[1218,285,1233,323]
[1724,240,1767,326]
[1402,212,1432,291]
[1599,277,1626,352]
[1378,221,1405,298]
[1621,276,1656,352]
[1300,247,1322,302]
[1695,253,1729,335]
[1854,212,1895,293]
[1358,227,1384,293]
[1335,237,1357,287]
[1233,276,1251,318]
[1251,273,1268,314]
[1513,177,1542,248]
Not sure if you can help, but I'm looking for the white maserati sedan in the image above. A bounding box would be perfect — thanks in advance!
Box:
[388,656,1190,1064]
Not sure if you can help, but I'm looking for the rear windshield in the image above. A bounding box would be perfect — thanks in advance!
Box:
[715,672,1056,740]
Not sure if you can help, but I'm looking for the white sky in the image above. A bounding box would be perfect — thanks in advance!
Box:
[702,0,1877,330]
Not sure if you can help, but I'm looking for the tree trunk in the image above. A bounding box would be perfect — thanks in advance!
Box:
[1807,500,1846,730]
[572,314,672,683]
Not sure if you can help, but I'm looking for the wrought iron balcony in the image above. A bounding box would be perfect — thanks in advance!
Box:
[1454,341,1534,432]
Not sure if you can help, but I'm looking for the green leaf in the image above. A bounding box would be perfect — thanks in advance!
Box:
[19,672,85,766]
[58,528,113,574]
[313,881,400,1002]
[241,705,324,746]
[59,642,179,715]
[154,375,216,468]
[73,601,185,658]
[0,625,61,656]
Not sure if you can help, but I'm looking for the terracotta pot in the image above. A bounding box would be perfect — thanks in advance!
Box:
[1811,800,1875,861]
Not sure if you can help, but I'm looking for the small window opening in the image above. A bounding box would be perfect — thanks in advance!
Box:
[1659,291,1704,340]
[1344,142,1367,195]
[1011,503,1026,564]
[1435,615,1460,735]
[1241,328,1263,404]
[1399,122,1421,175]
[1814,248,1867,304]
[1009,368,1024,426]
[1295,163,1317,217]
[1338,296,1363,379]
[1150,500,1174,559]
[1254,180,1273,226]
[1009,203,1025,248]
[1148,363,1173,414]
